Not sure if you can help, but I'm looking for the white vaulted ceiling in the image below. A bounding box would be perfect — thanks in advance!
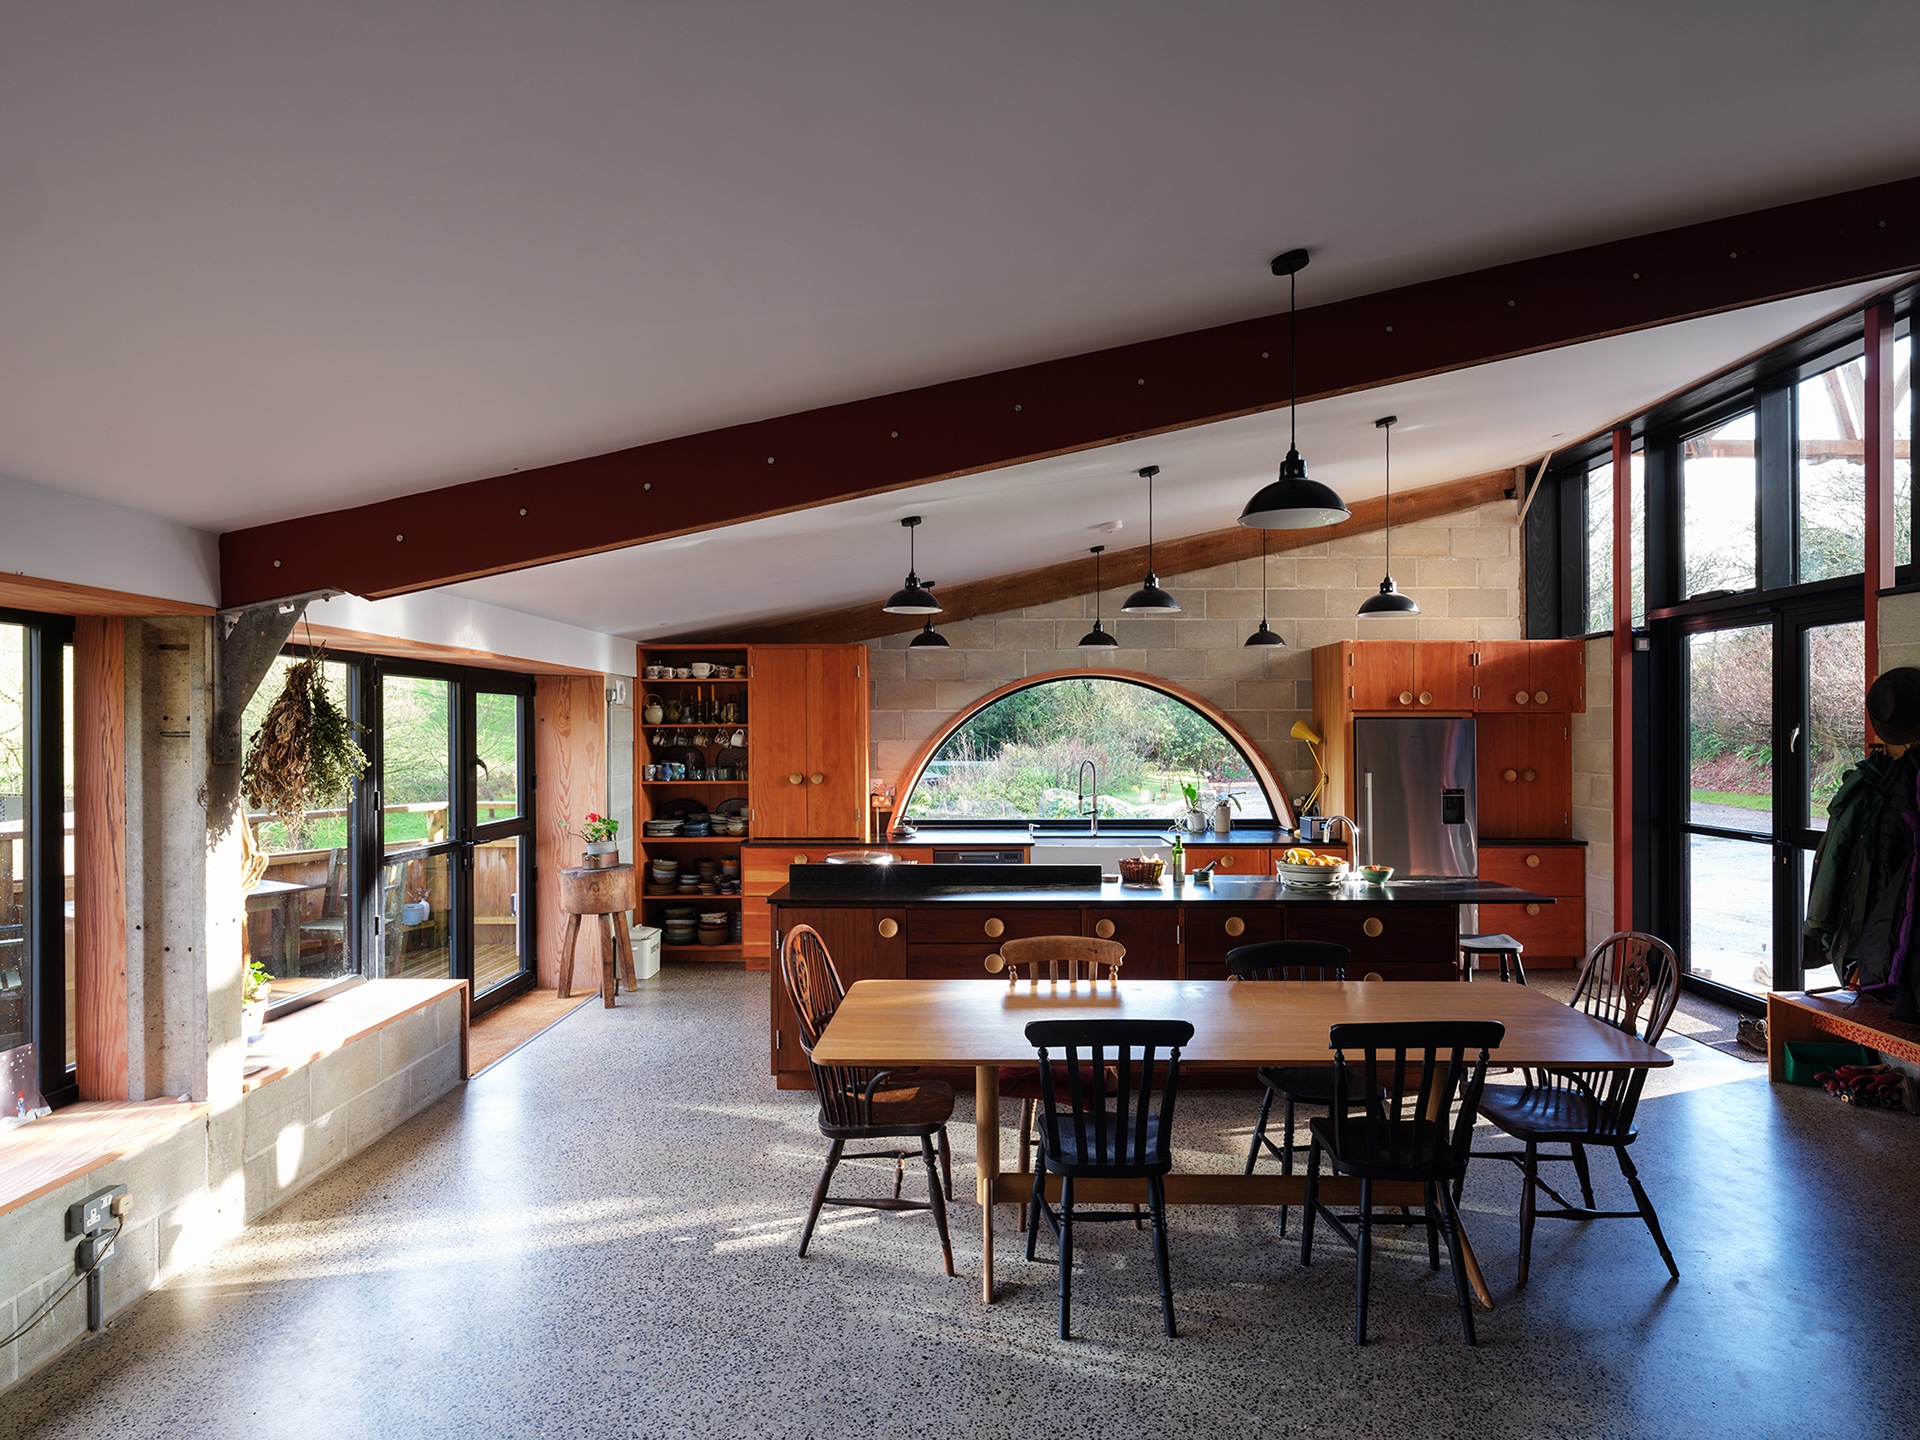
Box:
[0,3,1916,630]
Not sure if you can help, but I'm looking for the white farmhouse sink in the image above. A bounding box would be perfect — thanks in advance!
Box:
[1029,835,1175,873]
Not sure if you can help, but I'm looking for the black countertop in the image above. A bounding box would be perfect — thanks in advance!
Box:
[770,869,1552,907]
[874,826,1306,849]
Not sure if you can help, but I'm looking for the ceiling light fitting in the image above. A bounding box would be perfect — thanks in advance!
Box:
[1244,528,1285,646]
[1357,415,1420,619]
[882,515,942,614]
[1121,466,1180,613]
[1078,545,1120,647]
[1238,249,1352,530]
[908,611,950,648]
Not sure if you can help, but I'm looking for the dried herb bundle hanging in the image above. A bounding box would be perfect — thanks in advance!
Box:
[241,653,367,842]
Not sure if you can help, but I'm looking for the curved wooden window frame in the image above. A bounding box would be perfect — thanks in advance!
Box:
[891,669,1295,829]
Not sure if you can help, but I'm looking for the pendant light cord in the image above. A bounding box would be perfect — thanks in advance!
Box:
[1147,471,1156,566]
[1289,269,1298,452]
[1383,419,1391,573]
[1260,529,1270,624]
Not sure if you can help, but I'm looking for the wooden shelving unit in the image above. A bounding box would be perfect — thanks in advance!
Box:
[637,645,751,961]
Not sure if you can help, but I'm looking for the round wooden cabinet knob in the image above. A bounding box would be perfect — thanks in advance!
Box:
[1418,691,1433,706]
[1503,768,1518,783]
[1224,916,1246,937]
[788,773,804,785]
[1094,919,1116,940]
[1526,903,1542,916]
[984,917,1005,939]
[793,853,809,865]
[1514,690,1530,705]
[1218,854,1236,870]
[810,772,825,785]
[876,918,898,939]
[1362,917,1384,938]
[1398,691,1413,705]
[1534,690,1549,705]
[983,952,1006,974]
[1523,768,1538,783]
[1525,853,1541,868]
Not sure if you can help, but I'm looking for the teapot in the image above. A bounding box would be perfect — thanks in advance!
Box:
[642,694,664,725]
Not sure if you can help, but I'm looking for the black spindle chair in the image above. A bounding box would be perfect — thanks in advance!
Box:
[1226,939,1349,1235]
[780,925,955,1275]
[1024,1018,1194,1339]
[1301,1019,1504,1345]
[1470,931,1680,1287]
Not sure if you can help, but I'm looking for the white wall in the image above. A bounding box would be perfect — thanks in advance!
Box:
[305,589,636,676]
[0,473,219,608]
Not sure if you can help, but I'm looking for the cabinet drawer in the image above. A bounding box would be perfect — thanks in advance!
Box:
[1479,845,1583,896]
[907,906,1082,945]
[1474,900,1585,962]
[1183,846,1268,876]
[1286,904,1458,971]
[1083,908,1180,978]
[1183,906,1288,967]
[905,944,1006,979]
[744,845,834,889]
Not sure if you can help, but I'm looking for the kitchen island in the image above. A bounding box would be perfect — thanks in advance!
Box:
[766,862,1551,1084]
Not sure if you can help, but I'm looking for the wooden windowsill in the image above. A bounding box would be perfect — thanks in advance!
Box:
[244,978,469,1093]
[0,1098,207,1218]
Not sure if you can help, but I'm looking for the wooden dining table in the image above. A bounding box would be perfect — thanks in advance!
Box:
[811,977,1672,1306]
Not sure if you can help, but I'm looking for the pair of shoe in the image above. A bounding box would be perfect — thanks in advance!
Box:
[1735,1016,1767,1053]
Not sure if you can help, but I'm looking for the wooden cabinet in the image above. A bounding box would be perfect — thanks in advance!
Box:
[770,904,907,1074]
[1341,640,1472,712]
[1183,845,1268,877]
[1082,906,1180,978]
[1476,843,1587,967]
[1285,903,1458,981]
[747,645,869,841]
[1472,640,1585,713]
[1182,905,1287,978]
[742,844,831,970]
[1475,713,1571,839]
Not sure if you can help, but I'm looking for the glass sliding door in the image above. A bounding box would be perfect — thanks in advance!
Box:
[373,664,534,1012]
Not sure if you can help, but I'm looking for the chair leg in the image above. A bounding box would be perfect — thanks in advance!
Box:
[1300,1140,1320,1266]
[1354,1176,1373,1346]
[1148,1174,1176,1338]
[1018,1099,1035,1233]
[1424,1181,1440,1269]
[1517,1140,1539,1289]
[1026,1155,1046,1262]
[799,1138,844,1258]
[1277,1095,1300,1237]
[1617,1147,1680,1280]
[1510,951,1528,985]
[892,1155,905,1201]
[921,1134,955,1277]
[1437,1182,1478,1346]
[937,1125,954,1201]
[1570,1141,1596,1210]
[1058,1175,1075,1341]
[1245,1086,1275,1175]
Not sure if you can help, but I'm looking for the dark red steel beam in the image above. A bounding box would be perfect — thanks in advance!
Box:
[220,175,1920,606]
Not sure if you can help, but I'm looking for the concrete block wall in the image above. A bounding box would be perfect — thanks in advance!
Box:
[862,499,1524,806]
[1,986,464,1393]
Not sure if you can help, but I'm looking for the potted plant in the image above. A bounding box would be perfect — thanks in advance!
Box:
[1180,781,1206,834]
[243,959,272,1043]
[1211,789,1242,835]
[579,812,620,869]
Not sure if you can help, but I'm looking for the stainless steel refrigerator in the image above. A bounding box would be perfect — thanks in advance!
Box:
[1352,717,1478,878]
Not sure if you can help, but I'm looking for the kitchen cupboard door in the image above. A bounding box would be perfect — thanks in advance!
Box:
[1345,641,1417,710]
[1528,640,1585,713]
[1181,905,1287,978]
[1472,641,1532,713]
[769,904,908,1077]
[1475,714,1521,837]
[805,645,870,838]
[749,648,812,838]
[1412,641,1473,710]
[1084,906,1180,978]
[1513,713,1572,837]
[1182,845,1268,876]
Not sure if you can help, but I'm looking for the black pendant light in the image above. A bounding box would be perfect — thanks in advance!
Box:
[908,616,950,648]
[1238,249,1352,529]
[1244,528,1286,646]
[882,515,941,614]
[1358,414,1420,618]
[1078,545,1120,647]
[1121,466,1181,612]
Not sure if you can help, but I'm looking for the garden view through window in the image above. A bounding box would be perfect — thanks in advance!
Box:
[903,677,1273,822]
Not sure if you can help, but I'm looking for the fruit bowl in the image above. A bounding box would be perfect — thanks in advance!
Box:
[1274,854,1349,887]
[1117,856,1166,887]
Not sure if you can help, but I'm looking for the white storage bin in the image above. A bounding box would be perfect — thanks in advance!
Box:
[631,924,662,980]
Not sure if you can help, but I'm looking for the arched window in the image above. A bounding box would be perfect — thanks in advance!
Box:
[900,674,1282,823]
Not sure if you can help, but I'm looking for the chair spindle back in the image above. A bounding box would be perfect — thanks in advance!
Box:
[1225,939,1349,982]
[1327,1021,1506,1176]
[780,924,882,1129]
[987,935,1126,986]
[1536,931,1679,1139]
[1025,1019,1194,1173]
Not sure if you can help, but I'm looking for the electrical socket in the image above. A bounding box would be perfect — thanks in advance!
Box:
[65,1184,129,1240]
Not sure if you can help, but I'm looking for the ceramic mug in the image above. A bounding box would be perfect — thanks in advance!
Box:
[690,662,713,678]
[674,666,693,679]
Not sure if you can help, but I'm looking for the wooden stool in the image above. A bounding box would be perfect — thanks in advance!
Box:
[558,864,640,1007]
[1458,932,1527,984]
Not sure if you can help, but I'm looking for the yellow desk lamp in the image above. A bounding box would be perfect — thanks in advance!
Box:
[1290,719,1326,816]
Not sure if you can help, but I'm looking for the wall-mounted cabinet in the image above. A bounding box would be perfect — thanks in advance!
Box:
[1471,640,1585,713]
[746,645,869,842]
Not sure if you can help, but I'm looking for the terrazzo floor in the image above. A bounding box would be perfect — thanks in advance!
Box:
[6,966,1918,1440]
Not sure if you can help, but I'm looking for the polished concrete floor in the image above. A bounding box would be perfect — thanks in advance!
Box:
[5,967,1916,1439]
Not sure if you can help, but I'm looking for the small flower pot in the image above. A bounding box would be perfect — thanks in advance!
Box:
[583,840,620,870]
[243,998,268,1044]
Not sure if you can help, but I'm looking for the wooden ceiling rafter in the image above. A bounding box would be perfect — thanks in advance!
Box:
[218,174,1920,609]
[690,469,1513,646]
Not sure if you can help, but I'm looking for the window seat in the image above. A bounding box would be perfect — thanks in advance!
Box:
[245,978,468,1093]
[0,1099,205,1219]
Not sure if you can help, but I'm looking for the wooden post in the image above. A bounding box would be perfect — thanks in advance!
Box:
[1611,427,1634,934]
[73,617,128,1101]
[1864,301,1897,734]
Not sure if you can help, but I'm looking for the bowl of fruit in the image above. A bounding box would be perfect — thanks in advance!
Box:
[1274,847,1349,887]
